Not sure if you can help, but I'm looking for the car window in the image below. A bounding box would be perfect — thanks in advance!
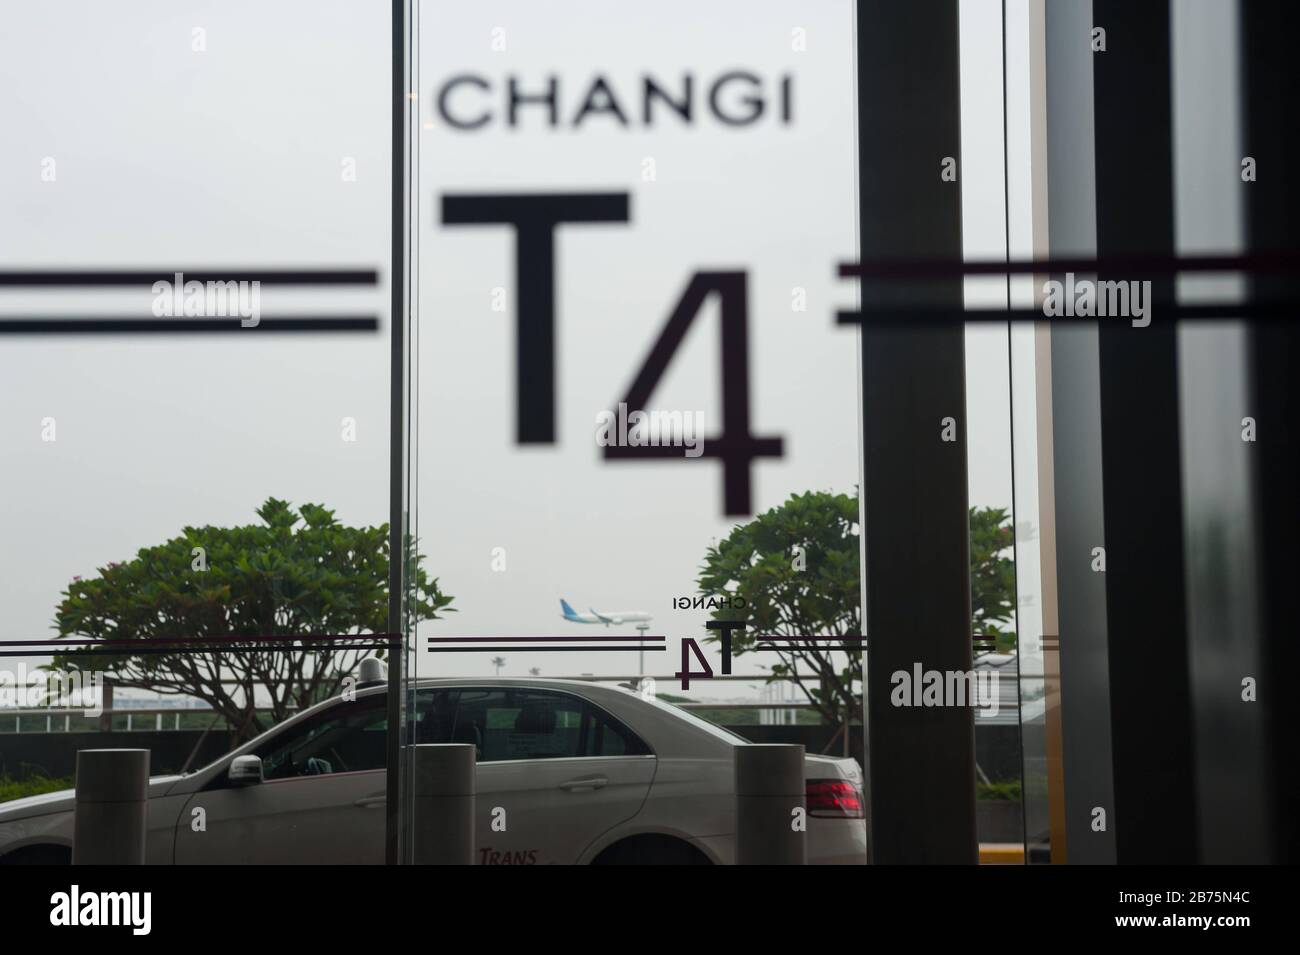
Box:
[584,705,650,757]
[412,688,459,745]
[257,698,387,781]
[431,687,649,762]
[452,688,583,761]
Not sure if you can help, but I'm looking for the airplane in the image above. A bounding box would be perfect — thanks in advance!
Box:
[559,598,651,627]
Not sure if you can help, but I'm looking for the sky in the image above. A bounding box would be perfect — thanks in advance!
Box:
[0,0,1019,701]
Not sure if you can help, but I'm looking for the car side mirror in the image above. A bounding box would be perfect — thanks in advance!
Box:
[228,755,264,787]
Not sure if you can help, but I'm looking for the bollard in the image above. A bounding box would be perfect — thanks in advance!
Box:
[735,743,806,865]
[73,748,149,865]
[411,743,476,865]
[97,679,113,733]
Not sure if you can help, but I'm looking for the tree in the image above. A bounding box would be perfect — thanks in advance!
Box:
[52,498,453,743]
[696,491,862,739]
[697,490,1017,759]
[969,506,1017,651]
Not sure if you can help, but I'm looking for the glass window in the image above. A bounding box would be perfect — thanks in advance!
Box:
[452,688,583,762]
[257,698,388,781]
[412,688,459,746]
[419,688,649,762]
[584,708,647,757]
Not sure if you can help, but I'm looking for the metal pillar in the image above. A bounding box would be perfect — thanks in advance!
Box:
[1041,0,1114,865]
[411,743,476,865]
[1172,0,1268,866]
[734,744,806,865]
[1092,0,1198,864]
[386,0,412,866]
[856,0,977,864]
[73,748,149,865]
[1240,0,1300,864]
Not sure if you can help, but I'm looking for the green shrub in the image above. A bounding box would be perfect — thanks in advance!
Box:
[977,779,1022,802]
[0,773,74,803]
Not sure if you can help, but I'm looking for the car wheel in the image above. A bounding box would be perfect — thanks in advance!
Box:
[592,835,712,865]
[0,845,72,865]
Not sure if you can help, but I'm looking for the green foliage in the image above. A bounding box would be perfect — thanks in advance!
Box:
[0,773,73,804]
[52,498,453,741]
[697,491,1018,730]
[696,490,862,726]
[976,779,1022,802]
[969,506,1017,652]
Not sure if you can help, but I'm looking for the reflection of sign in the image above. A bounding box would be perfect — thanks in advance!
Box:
[441,193,629,445]
[434,71,796,131]
[444,194,786,513]
[417,2,859,655]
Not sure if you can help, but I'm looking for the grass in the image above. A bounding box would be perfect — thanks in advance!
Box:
[0,773,74,803]
[977,779,1022,802]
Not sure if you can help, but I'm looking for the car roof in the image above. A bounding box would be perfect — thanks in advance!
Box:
[357,676,651,699]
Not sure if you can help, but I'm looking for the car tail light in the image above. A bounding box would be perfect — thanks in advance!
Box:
[806,779,865,818]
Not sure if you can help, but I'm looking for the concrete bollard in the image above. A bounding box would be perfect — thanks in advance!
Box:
[735,744,807,865]
[412,743,476,865]
[73,748,149,865]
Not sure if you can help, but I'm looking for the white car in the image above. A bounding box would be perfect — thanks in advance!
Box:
[0,678,867,865]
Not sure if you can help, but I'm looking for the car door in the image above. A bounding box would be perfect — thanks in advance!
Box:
[174,696,388,864]
[434,687,655,865]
